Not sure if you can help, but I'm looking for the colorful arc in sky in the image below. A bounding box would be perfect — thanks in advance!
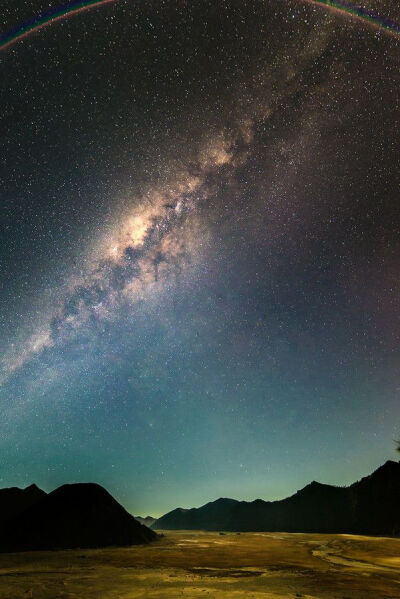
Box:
[308,1,400,35]
[0,0,118,51]
[0,0,399,51]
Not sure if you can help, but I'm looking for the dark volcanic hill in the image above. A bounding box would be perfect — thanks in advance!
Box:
[153,461,400,536]
[0,484,46,524]
[0,483,157,552]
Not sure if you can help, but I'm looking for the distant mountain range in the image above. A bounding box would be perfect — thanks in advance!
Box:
[1,460,398,551]
[0,482,157,552]
[135,515,157,528]
[153,461,400,536]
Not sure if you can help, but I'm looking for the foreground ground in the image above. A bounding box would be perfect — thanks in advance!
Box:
[0,530,399,598]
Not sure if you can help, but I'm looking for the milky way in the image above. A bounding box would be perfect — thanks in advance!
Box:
[0,0,399,515]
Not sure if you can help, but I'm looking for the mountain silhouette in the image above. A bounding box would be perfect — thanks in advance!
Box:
[154,499,239,531]
[0,482,157,552]
[0,484,46,524]
[153,461,400,536]
[348,460,400,535]
[135,515,157,527]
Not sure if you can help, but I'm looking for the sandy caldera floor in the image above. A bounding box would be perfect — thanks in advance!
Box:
[0,530,399,598]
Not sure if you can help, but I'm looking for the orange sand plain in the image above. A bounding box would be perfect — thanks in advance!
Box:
[0,530,399,598]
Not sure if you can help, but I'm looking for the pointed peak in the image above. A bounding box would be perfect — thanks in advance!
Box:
[303,480,323,489]
[295,480,335,496]
[24,483,44,494]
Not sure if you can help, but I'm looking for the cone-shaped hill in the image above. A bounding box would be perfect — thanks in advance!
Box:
[0,482,157,552]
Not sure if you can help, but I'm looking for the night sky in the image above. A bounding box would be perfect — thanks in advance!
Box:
[0,0,399,517]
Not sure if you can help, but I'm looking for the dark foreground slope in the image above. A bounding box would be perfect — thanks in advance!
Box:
[0,484,46,524]
[0,483,157,552]
[154,461,400,535]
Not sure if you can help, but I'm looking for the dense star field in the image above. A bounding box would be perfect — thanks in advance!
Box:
[0,0,399,517]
